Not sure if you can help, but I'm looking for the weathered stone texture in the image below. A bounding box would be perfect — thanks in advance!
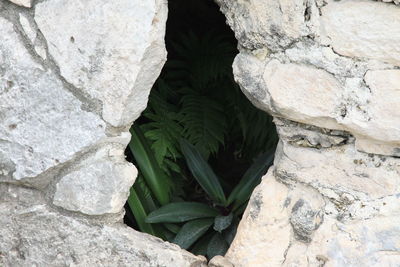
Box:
[320,0,400,66]
[34,0,167,127]
[264,59,342,130]
[6,0,32,8]
[216,0,400,266]
[0,17,106,184]
[225,0,400,157]
[0,184,207,267]
[2,0,400,265]
[53,144,137,215]
[208,255,234,267]
[215,0,314,51]
[0,0,206,265]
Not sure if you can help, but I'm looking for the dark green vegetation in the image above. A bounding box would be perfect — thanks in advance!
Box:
[124,0,278,258]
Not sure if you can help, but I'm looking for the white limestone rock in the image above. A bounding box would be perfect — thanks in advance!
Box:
[34,0,168,127]
[7,0,32,8]
[357,69,400,155]
[284,42,368,78]
[208,255,234,267]
[53,145,137,215]
[320,0,400,66]
[0,185,207,267]
[376,0,400,4]
[234,53,400,156]
[215,0,314,51]
[218,0,400,265]
[18,13,47,60]
[225,170,298,266]
[19,14,36,43]
[226,167,400,266]
[0,17,106,183]
[275,140,400,201]
[274,118,352,148]
[264,59,343,130]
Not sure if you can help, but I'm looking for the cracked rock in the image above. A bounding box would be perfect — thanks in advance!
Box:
[34,0,168,127]
[7,0,32,8]
[0,184,207,266]
[53,145,137,215]
[290,199,323,243]
[0,17,106,184]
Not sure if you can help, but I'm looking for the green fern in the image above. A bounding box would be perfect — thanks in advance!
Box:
[180,93,227,159]
[167,31,236,91]
[140,82,183,173]
[127,1,278,258]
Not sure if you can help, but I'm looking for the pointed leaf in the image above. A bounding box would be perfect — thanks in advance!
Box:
[133,175,157,212]
[228,151,274,210]
[173,218,214,249]
[164,223,181,234]
[146,202,218,223]
[213,213,233,233]
[207,233,229,259]
[129,124,171,205]
[222,218,239,245]
[127,187,156,236]
[190,232,214,256]
[180,139,227,205]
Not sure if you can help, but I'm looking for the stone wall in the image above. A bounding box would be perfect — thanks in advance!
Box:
[214,0,400,266]
[1,0,400,266]
[0,0,206,265]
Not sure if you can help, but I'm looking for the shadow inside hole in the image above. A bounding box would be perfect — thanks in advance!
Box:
[124,0,278,259]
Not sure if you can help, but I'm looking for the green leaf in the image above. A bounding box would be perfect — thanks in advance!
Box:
[222,218,239,245]
[164,223,181,234]
[207,233,229,259]
[146,202,218,223]
[180,139,227,205]
[180,94,227,159]
[163,229,176,242]
[129,124,172,205]
[127,187,156,236]
[173,218,214,249]
[228,150,274,210]
[127,179,169,240]
[233,202,247,217]
[213,213,233,233]
[133,175,158,212]
[190,232,214,256]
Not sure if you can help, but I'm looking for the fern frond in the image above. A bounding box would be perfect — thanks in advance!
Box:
[180,93,227,159]
[168,31,236,92]
[142,85,184,174]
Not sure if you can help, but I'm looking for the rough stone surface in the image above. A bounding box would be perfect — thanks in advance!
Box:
[224,0,400,157]
[2,0,400,265]
[359,69,400,155]
[320,0,400,66]
[6,0,32,8]
[275,140,400,201]
[215,0,313,51]
[53,144,137,215]
[216,0,400,266]
[264,59,343,130]
[228,163,400,266]
[34,0,167,127]
[0,184,207,266]
[0,0,207,265]
[233,52,400,157]
[208,255,234,267]
[0,17,106,184]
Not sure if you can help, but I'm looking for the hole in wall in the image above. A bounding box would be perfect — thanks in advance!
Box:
[123,0,278,259]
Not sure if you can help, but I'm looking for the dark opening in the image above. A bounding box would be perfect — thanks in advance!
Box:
[124,0,278,259]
